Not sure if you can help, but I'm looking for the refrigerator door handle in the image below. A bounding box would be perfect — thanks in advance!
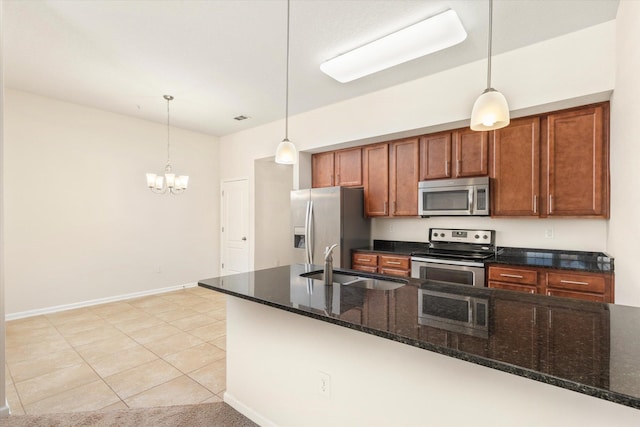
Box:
[308,201,315,264]
[304,201,311,264]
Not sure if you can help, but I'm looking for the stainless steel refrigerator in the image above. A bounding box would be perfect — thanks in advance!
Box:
[291,186,370,268]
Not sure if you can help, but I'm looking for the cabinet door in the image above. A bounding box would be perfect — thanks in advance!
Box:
[311,152,335,188]
[419,132,452,180]
[363,144,390,217]
[335,147,362,187]
[545,105,608,217]
[389,138,419,216]
[453,129,489,177]
[491,117,540,216]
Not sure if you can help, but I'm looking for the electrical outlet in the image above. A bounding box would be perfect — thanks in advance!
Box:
[544,228,554,239]
[156,265,162,274]
[317,371,331,397]
[388,223,394,233]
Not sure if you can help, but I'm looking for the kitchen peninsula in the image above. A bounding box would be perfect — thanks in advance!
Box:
[199,265,640,426]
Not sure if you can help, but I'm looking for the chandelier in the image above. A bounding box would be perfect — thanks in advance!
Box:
[145,95,189,194]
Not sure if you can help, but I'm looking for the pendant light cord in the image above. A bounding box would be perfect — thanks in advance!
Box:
[486,0,493,89]
[284,0,290,141]
[166,96,171,165]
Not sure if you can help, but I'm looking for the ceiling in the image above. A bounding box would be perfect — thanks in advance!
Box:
[4,0,619,137]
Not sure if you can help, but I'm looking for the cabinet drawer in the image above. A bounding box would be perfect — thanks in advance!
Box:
[488,266,538,285]
[352,253,378,267]
[379,255,410,270]
[547,272,606,294]
[352,265,378,274]
[380,267,410,278]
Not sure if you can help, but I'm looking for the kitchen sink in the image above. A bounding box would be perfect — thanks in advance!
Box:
[301,271,407,291]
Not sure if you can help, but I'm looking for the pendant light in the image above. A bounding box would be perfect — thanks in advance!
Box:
[470,0,510,131]
[275,0,297,164]
[145,95,189,194]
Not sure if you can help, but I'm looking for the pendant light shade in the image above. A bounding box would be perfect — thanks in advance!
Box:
[275,0,297,164]
[275,138,297,164]
[470,88,510,130]
[470,0,509,131]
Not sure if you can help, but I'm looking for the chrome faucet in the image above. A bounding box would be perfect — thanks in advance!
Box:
[324,244,339,285]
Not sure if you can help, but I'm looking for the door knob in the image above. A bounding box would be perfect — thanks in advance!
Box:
[242,237,247,241]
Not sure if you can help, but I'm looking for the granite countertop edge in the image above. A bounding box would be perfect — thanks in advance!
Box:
[198,280,637,410]
[353,242,614,273]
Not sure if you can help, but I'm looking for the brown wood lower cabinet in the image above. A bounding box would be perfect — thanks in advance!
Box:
[487,264,614,303]
[352,252,411,277]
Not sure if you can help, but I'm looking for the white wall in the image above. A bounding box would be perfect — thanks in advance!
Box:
[0,2,9,417]
[3,90,220,316]
[608,0,640,306]
[254,159,293,270]
[219,22,625,294]
[226,297,640,427]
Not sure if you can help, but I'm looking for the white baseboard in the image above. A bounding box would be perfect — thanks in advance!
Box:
[224,391,278,427]
[6,282,198,321]
[0,400,10,418]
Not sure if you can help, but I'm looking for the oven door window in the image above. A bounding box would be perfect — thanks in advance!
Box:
[418,264,475,286]
[422,189,470,213]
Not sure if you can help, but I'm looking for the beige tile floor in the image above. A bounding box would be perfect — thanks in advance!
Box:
[4,286,227,415]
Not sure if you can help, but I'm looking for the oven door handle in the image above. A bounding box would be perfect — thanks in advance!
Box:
[411,257,484,268]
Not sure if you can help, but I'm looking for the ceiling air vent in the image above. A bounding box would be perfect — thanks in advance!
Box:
[234,115,250,121]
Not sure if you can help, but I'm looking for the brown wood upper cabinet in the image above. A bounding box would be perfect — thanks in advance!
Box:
[544,104,609,217]
[389,138,419,216]
[490,116,541,216]
[419,129,488,180]
[363,138,419,217]
[363,144,389,216]
[491,103,609,218]
[311,147,362,188]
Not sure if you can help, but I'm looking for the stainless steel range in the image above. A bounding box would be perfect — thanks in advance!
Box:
[410,228,496,287]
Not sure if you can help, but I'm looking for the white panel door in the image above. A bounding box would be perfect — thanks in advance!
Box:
[221,179,249,275]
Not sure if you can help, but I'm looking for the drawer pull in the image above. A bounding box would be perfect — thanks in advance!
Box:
[356,258,370,262]
[500,273,524,279]
[386,261,402,265]
[560,279,589,286]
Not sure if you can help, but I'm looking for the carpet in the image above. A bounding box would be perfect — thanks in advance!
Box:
[0,402,258,427]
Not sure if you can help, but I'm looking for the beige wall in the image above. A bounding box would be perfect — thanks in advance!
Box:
[608,0,640,306]
[3,90,220,316]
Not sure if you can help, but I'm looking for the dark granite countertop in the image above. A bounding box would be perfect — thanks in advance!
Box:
[199,264,638,410]
[354,241,614,273]
[487,247,614,273]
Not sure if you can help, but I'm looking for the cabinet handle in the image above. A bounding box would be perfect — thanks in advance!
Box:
[331,175,334,186]
[336,174,340,185]
[384,201,388,215]
[386,261,402,265]
[392,201,396,214]
[549,194,553,214]
[457,159,462,175]
[445,160,450,176]
[533,195,537,214]
[560,279,589,286]
[500,273,524,279]
[356,258,370,262]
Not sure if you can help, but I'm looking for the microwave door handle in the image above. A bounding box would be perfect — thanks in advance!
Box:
[468,190,474,214]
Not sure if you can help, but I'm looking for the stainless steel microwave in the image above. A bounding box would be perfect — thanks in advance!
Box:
[418,176,489,216]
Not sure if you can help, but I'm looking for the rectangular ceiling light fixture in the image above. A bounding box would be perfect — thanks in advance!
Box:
[320,9,467,83]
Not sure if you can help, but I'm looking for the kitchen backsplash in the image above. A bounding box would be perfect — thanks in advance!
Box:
[371,217,609,252]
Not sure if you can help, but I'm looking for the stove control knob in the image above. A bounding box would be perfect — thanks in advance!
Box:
[483,235,488,240]
[475,234,480,239]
